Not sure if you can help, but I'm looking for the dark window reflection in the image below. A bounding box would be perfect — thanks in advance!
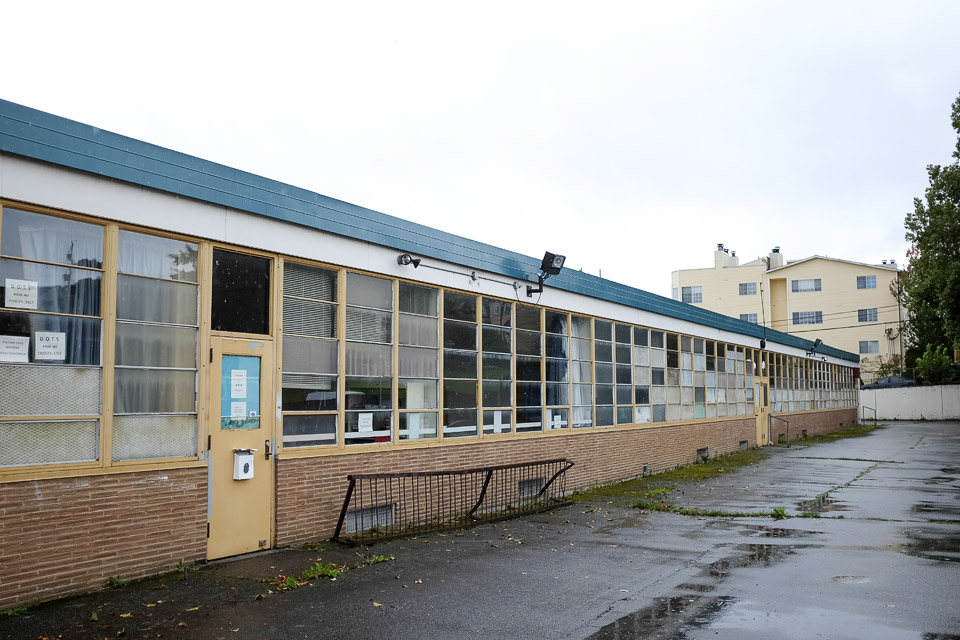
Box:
[212,250,270,334]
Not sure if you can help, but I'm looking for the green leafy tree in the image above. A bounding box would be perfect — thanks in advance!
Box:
[915,344,953,385]
[903,92,960,353]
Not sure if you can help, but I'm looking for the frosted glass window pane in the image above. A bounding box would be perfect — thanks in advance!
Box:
[1,258,101,316]
[482,298,511,326]
[398,379,438,409]
[114,369,196,413]
[119,231,197,282]
[652,349,665,367]
[347,273,392,310]
[571,337,591,361]
[283,413,337,447]
[0,364,101,416]
[117,275,198,325]
[113,415,195,461]
[399,314,438,347]
[284,336,337,375]
[596,406,614,427]
[284,262,336,302]
[115,322,197,368]
[399,412,439,440]
[0,419,98,467]
[651,386,666,403]
[571,316,591,338]
[399,346,438,378]
[346,307,392,343]
[444,292,476,321]
[617,407,633,424]
[399,283,437,316]
[284,298,336,338]
[652,405,666,422]
[635,367,650,385]
[595,363,613,384]
[1,209,103,267]
[635,406,651,423]
[346,342,392,376]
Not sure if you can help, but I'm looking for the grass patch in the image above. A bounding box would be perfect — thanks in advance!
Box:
[798,423,883,445]
[574,448,769,500]
[0,604,29,618]
[105,576,127,589]
[631,499,789,520]
[355,553,394,567]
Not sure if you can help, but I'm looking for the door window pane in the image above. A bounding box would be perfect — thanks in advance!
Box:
[212,250,270,334]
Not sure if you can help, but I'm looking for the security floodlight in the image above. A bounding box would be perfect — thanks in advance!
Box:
[812,339,822,349]
[397,253,421,268]
[540,251,566,276]
[527,251,566,297]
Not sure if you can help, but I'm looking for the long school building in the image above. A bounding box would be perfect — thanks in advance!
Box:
[0,100,859,608]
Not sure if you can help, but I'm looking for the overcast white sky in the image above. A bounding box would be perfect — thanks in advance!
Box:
[2,1,958,295]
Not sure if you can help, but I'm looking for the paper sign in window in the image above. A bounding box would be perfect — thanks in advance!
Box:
[34,332,66,360]
[358,412,374,432]
[0,335,30,363]
[221,355,260,430]
[4,279,38,310]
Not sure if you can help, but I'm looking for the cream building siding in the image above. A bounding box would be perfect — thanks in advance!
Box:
[673,250,902,382]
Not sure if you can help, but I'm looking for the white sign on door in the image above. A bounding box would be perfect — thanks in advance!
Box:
[231,370,247,398]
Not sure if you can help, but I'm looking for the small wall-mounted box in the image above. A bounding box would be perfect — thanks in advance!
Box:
[233,450,255,480]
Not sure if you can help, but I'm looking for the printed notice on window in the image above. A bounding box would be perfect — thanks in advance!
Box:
[358,412,374,432]
[231,402,247,419]
[231,369,247,398]
[0,336,29,363]
[4,279,38,310]
[34,332,66,360]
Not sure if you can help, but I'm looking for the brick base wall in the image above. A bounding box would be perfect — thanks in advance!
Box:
[276,417,758,546]
[0,468,207,609]
[769,408,857,443]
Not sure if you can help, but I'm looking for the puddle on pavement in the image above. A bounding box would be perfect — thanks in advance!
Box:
[736,524,822,538]
[705,543,811,578]
[587,595,736,639]
[939,467,960,475]
[676,582,715,592]
[798,495,850,513]
[832,575,870,584]
[591,516,641,535]
[912,502,960,517]
[902,531,960,564]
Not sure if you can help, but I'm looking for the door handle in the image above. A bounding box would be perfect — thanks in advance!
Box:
[265,440,272,460]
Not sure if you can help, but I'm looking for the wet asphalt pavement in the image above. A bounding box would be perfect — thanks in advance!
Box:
[2,420,959,639]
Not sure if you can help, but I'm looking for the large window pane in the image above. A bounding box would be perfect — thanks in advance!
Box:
[399,412,438,440]
[399,314,438,347]
[114,369,196,413]
[1,209,102,267]
[115,322,197,368]
[482,326,511,353]
[346,307,392,342]
[0,311,101,365]
[345,377,392,410]
[283,336,338,375]
[211,250,270,334]
[346,342,392,377]
[398,379,438,409]
[285,263,336,302]
[443,379,477,408]
[281,374,338,411]
[443,321,476,350]
[117,274,198,325]
[113,415,196,460]
[400,283,438,316]
[0,420,99,467]
[284,298,336,338]
[482,299,511,326]
[347,272,392,310]
[399,346,438,378]
[444,292,476,321]
[1,258,101,316]
[118,231,197,282]
[283,413,337,447]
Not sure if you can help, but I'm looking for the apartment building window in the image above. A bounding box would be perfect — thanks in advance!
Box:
[857,275,877,289]
[738,283,757,296]
[740,313,758,324]
[858,308,878,323]
[681,286,702,304]
[792,311,823,325]
[859,341,879,354]
[791,279,821,293]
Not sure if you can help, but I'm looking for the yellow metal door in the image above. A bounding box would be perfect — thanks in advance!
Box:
[207,337,275,559]
[755,379,769,446]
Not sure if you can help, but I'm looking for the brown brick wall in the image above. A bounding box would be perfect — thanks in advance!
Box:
[276,417,758,546]
[769,408,857,443]
[0,468,207,609]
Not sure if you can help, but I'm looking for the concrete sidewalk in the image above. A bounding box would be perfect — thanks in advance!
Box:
[2,421,959,639]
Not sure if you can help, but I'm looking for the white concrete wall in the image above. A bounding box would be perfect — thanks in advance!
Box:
[860,385,960,420]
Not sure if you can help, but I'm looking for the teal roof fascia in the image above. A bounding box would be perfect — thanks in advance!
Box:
[0,99,860,363]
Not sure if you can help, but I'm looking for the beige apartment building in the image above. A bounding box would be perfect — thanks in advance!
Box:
[671,245,903,382]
